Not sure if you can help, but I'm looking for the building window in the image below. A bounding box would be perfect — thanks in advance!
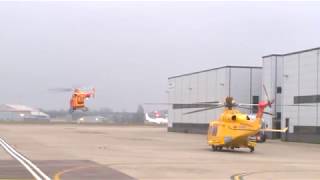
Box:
[294,95,320,104]
[252,96,259,113]
[277,87,282,94]
[276,112,281,120]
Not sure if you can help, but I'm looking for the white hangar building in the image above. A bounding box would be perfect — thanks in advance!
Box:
[0,104,50,122]
[263,47,320,143]
[167,66,262,134]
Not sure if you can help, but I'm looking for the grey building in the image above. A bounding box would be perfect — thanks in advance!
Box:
[262,47,320,143]
[0,104,50,122]
[167,66,262,134]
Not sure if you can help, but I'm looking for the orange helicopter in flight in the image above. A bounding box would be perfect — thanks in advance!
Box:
[49,87,96,113]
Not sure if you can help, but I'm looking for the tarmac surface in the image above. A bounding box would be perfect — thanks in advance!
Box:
[0,160,134,180]
[0,124,320,180]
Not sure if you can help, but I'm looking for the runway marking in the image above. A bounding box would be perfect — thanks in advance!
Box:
[231,170,320,180]
[0,179,33,180]
[53,165,98,180]
[230,173,246,180]
[0,137,51,180]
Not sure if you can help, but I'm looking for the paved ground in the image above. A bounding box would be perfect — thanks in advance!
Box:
[0,160,134,180]
[0,124,320,180]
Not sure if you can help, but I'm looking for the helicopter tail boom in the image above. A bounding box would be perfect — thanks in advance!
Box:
[260,127,288,133]
[254,101,270,128]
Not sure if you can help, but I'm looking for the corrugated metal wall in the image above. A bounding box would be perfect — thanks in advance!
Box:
[282,50,320,131]
[263,47,320,143]
[262,56,278,131]
[282,54,299,133]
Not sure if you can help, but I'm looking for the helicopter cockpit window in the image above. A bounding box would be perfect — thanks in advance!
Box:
[232,115,236,121]
[211,125,218,136]
[246,116,250,120]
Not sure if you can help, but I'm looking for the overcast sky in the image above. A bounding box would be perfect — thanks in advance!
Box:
[1,1,320,111]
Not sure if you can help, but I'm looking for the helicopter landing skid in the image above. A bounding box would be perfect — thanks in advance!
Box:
[212,145,255,152]
[249,146,255,152]
[69,107,89,113]
[211,145,223,151]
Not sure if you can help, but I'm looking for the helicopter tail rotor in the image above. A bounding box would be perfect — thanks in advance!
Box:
[91,88,96,98]
[263,84,274,107]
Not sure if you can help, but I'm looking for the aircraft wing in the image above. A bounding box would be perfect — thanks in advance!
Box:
[260,127,288,133]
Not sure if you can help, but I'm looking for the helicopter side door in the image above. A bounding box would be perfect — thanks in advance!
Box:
[209,124,218,136]
[76,95,86,107]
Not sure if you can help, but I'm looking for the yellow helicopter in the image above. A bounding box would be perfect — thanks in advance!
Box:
[146,86,289,152]
[184,86,288,152]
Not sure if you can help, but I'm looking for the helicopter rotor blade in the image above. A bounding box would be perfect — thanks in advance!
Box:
[144,103,211,105]
[238,106,252,112]
[238,106,255,113]
[144,102,222,106]
[238,103,259,107]
[173,103,223,109]
[263,111,274,116]
[196,101,220,104]
[263,85,270,102]
[144,103,199,105]
[183,105,224,115]
[238,103,316,107]
[263,84,274,107]
[48,88,74,92]
[238,106,274,116]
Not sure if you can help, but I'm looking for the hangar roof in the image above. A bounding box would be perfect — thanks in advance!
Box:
[263,47,320,58]
[168,65,261,79]
[0,104,37,112]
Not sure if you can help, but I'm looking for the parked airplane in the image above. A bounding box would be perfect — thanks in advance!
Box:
[145,111,168,124]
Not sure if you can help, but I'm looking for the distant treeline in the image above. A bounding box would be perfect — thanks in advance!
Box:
[43,105,145,124]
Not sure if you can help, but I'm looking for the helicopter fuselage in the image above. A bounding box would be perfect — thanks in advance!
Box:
[69,92,92,112]
[207,108,264,152]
